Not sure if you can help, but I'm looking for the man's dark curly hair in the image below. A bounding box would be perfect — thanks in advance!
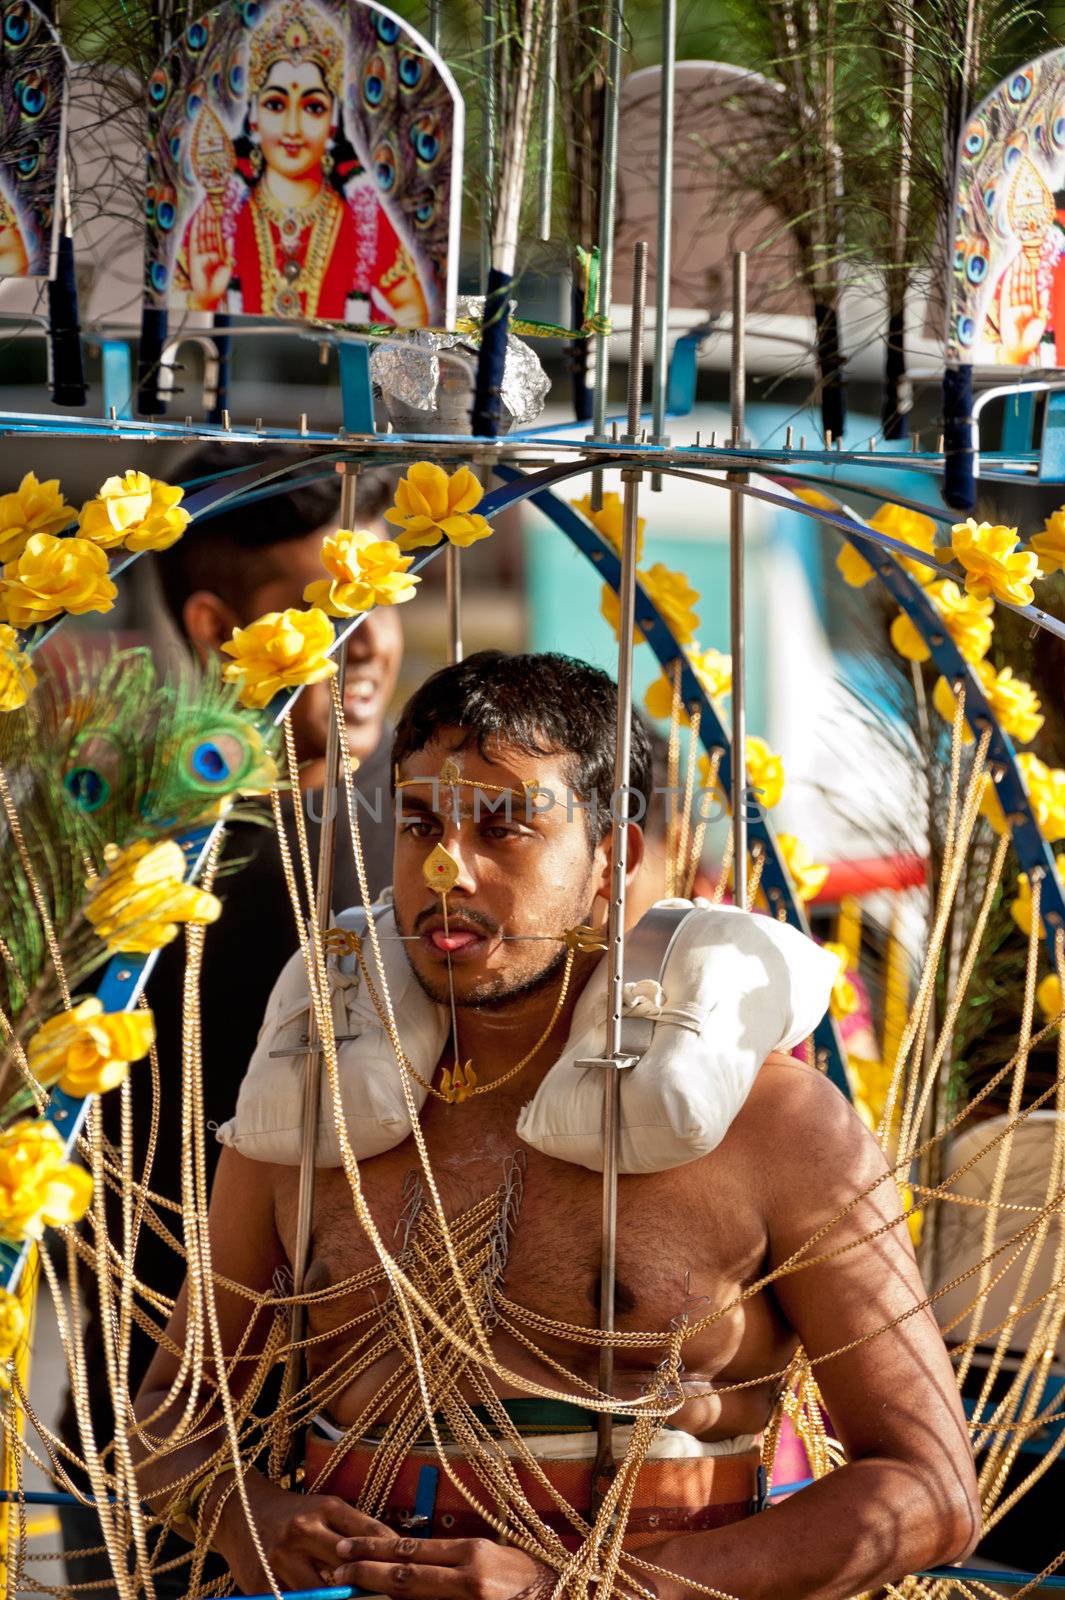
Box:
[391,650,651,843]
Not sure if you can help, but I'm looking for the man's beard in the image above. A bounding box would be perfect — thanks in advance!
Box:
[405,902,595,1011]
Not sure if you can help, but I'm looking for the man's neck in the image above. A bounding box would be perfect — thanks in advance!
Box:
[445,950,602,1095]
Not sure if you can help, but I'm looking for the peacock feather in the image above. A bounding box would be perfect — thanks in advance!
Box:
[0,644,278,1087]
[0,0,66,277]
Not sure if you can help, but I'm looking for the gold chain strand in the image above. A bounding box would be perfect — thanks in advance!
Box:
[0,762,71,1011]
[674,703,702,896]
[664,659,682,899]
[683,747,720,900]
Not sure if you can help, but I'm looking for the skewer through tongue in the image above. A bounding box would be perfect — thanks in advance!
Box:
[431,929,480,952]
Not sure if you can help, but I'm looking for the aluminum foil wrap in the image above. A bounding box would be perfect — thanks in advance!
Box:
[370,296,550,434]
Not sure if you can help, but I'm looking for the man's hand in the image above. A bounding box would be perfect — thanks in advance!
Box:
[217,1481,392,1595]
[333,1532,556,1600]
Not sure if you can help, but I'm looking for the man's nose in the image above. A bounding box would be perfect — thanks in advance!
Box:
[431,826,478,895]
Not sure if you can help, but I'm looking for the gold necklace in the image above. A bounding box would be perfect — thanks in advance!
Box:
[250,183,342,317]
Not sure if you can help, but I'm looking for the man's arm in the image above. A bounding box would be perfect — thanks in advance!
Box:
[134,1146,389,1594]
[640,1057,980,1600]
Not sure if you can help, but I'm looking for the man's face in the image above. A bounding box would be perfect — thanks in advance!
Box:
[242,525,403,765]
[392,733,608,1008]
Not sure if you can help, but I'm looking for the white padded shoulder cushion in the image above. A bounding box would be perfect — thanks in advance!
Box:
[517,902,839,1172]
[218,901,837,1173]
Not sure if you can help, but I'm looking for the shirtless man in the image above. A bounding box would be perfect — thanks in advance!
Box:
[135,651,979,1600]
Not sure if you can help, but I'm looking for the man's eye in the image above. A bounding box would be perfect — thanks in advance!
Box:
[483,824,520,841]
[401,819,438,837]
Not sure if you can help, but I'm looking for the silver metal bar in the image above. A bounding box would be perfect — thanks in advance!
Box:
[729,252,748,909]
[481,1,497,293]
[589,0,625,510]
[286,463,358,1381]
[445,544,463,663]
[649,0,676,489]
[593,243,647,1505]
[537,0,558,241]
[427,0,441,51]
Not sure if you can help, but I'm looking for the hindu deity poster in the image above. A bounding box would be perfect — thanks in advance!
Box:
[948,47,1065,367]
[143,0,462,328]
[0,0,65,279]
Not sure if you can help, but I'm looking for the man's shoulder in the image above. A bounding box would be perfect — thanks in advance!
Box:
[733,1052,886,1192]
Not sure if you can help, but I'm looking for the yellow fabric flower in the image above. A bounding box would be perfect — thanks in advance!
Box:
[942,518,1041,606]
[868,502,939,586]
[84,839,221,955]
[934,662,1043,746]
[777,833,829,902]
[644,645,732,722]
[123,481,191,553]
[1031,508,1065,577]
[641,564,701,646]
[0,622,36,711]
[0,1287,25,1370]
[602,563,701,647]
[0,535,117,630]
[76,471,153,549]
[80,474,189,553]
[824,941,859,1020]
[221,606,337,710]
[1038,973,1064,1022]
[572,491,646,563]
[0,472,75,563]
[793,487,839,511]
[836,541,875,588]
[980,754,1065,842]
[1008,863,1065,940]
[847,1054,893,1132]
[888,579,994,666]
[26,998,155,1096]
[304,528,420,616]
[0,1120,93,1241]
[745,735,785,810]
[385,463,492,550]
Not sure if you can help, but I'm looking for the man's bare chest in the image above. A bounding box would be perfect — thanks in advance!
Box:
[272,1107,776,1381]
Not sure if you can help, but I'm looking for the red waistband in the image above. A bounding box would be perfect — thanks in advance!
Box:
[304,1434,761,1550]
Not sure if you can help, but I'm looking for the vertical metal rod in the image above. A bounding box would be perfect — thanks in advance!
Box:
[589,0,625,510]
[594,244,647,1503]
[445,544,463,663]
[287,463,359,1361]
[729,253,748,909]
[481,0,497,293]
[427,0,441,51]
[649,0,676,489]
[537,0,558,241]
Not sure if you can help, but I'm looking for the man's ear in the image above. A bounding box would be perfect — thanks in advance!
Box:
[593,820,646,906]
[182,590,241,666]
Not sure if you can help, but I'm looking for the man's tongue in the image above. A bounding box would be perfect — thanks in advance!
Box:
[430,929,480,952]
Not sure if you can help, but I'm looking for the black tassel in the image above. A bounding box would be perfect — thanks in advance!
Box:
[942,364,976,512]
[207,312,232,425]
[569,276,593,422]
[881,307,909,440]
[471,266,511,438]
[136,305,169,416]
[46,234,86,407]
[814,300,846,442]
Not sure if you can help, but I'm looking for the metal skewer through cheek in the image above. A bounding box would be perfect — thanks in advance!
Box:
[589,241,648,1514]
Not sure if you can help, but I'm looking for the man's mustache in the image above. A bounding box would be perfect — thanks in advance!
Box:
[410,904,501,936]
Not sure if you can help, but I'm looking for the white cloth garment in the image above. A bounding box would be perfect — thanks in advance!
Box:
[218,899,837,1174]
